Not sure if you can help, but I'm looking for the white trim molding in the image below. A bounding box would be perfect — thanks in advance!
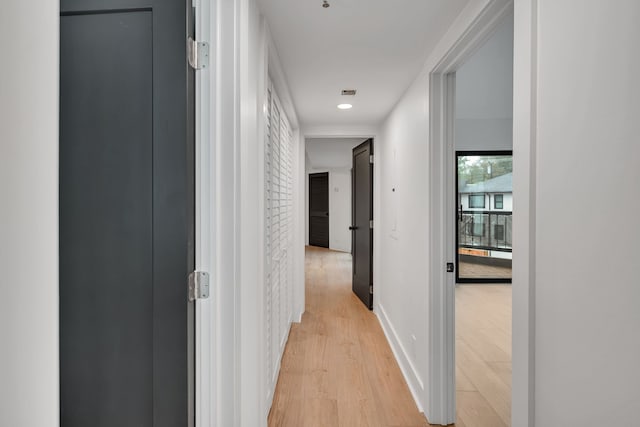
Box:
[511,0,537,426]
[194,0,214,425]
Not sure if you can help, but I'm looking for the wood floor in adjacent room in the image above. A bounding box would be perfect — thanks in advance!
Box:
[456,285,512,427]
[268,246,511,427]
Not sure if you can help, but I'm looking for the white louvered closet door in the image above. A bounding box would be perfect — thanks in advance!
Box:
[264,81,294,408]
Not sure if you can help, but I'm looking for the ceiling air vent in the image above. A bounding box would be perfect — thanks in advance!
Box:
[341,89,357,96]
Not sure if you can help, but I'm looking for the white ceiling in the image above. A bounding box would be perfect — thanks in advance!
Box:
[258,0,469,127]
[306,137,368,169]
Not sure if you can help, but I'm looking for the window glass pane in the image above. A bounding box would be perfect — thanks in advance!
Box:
[495,194,504,209]
[469,194,485,208]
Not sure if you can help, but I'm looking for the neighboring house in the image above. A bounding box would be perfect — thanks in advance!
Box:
[458,172,513,212]
[458,172,512,259]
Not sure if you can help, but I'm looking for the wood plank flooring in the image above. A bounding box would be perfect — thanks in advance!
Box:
[268,246,512,427]
[458,262,512,280]
[456,285,512,427]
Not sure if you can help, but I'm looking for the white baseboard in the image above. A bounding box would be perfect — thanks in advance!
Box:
[376,302,425,413]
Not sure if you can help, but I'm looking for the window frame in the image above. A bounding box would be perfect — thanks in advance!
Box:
[494,194,504,210]
[456,150,512,285]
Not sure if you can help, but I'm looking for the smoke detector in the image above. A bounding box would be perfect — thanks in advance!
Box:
[322,1,330,8]
[341,89,357,96]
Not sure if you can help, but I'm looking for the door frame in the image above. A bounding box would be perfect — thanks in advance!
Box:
[193,0,213,425]
[428,0,535,425]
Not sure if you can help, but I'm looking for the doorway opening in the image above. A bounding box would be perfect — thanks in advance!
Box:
[304,137,374,307]
[428,2,515,424]
[309,172,330,248]
[452,11,513,427]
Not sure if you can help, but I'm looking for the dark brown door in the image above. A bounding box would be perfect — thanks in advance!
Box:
[309,172,330,248]
[59,0,195,425]
[351,140,373,309]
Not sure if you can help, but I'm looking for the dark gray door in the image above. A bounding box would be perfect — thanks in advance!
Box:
[309,172,330,248]
[351,140,373,309]
[59,0,195,425]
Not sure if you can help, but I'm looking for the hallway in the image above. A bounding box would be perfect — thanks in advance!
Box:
[268,247,430,426]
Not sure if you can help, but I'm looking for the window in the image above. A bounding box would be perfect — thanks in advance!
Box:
[469,194,485,209]
[457,151,513,282]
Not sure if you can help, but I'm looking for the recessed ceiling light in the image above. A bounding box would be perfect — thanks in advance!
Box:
[337,104,353,110]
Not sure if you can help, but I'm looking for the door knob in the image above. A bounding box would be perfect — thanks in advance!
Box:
[349,226,358,230]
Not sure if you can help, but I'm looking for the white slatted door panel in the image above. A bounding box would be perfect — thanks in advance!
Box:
[285,125,294,332]
[270,97,281,384]
[278,114,290,351]
[264,80,295,407]
[264,87,273,403]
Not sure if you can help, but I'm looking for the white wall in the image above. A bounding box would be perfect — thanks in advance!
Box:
[374,0,510,420]
[305,168,352,253]
[531,1,640,424]
[455,12,513,151]
[0,3,59,427]
[327,170,352,253]
[377,69,432,413]
[455,118,512,151]
[305,137,367,168]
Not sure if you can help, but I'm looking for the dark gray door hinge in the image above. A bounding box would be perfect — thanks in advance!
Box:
[369,154,374,164]
[369,285,373,294]
[188,271,210,301]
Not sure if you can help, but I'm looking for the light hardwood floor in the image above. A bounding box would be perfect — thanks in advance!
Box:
[268,246,511,427]
[456,285,511,427]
